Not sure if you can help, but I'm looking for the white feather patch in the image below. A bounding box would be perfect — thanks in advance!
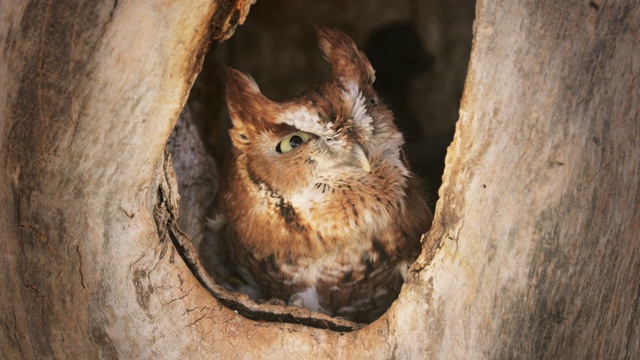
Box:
[278,107,336,141]
[288,184,326,213]
[206,213,227,232]
[397,260,410,281]
[342,82,374,138]
[288,287,325,314]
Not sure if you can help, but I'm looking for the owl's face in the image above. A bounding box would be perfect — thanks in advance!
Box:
[225,29,406,200]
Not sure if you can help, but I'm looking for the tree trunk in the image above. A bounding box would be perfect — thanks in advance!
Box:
[1,0,638,359]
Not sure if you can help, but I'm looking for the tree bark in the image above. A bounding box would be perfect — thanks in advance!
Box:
[1,0,638,359]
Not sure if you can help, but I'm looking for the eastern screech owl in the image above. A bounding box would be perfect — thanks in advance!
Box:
[211,28,432,323]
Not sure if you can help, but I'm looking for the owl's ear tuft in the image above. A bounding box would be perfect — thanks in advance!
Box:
[317,27,375,86]
[225,67,276,148]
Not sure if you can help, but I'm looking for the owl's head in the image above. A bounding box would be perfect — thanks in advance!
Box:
[225,28,406,196]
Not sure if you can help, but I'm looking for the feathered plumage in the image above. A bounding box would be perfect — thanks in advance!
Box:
[211,28,432,323]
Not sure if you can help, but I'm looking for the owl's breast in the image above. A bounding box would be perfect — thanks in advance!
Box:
[232,223,412,323]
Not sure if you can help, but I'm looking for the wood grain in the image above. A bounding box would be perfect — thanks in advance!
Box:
[0,0,637,358]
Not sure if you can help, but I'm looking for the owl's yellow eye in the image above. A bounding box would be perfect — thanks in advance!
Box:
[276,132,312,153]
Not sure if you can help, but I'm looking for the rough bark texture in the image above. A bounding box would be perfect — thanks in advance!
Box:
[407,1,640,358]
[1,1,639,359]
[167,107,218,250]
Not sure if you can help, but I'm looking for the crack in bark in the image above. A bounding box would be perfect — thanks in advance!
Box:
[75,244,86,289]
[119,205,134,219]
[448,219,464,259]
[25,284,46,329]
[184,312,209,328]
[98,0,118,40]
[18,222,48,244]
[182,306,206,316]
[11,311,26,360]
[161,285,194,307]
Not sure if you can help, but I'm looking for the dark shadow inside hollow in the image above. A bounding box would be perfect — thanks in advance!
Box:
[168,0,475,328]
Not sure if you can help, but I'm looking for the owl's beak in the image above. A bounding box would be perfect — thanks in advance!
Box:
[353,144,371,173]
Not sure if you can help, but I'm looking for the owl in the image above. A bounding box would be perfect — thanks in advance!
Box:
[210,28,432,323]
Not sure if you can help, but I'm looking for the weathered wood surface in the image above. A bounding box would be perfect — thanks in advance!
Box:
[0,0,638,359]
[408,1,640,358]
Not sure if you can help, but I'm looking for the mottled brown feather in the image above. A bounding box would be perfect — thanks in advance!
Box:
[212,28,432,323]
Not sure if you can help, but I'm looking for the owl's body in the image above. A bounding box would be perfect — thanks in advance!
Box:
[213,28,432,323]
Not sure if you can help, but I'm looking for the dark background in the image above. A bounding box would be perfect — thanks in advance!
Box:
[187,0,476,209]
